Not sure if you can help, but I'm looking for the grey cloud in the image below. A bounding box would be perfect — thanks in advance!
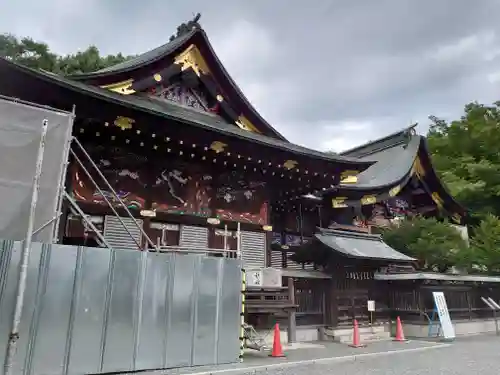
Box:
[1,0,500,151]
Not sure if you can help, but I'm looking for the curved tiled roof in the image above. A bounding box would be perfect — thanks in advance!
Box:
[0,56,370,167]
[66,27,288,141]
[340,135,421,190]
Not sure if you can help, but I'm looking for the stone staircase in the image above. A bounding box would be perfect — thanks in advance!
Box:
[325,324,392,344]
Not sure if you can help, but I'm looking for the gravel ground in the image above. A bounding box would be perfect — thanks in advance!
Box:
[158,335,500,375]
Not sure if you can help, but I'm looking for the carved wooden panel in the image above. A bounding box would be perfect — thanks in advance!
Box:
[71,146,147,210]
[213,171,268,225]
[153,83,209,111]
[150,162,212,217]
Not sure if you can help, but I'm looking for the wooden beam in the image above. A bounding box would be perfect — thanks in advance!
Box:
[129,64,182,92]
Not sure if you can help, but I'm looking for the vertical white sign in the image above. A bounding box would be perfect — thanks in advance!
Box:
[367,300,375,312]
[432,291,455,340]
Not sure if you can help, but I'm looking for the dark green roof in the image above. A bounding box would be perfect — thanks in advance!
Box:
[0,57,369,167]
[340,135,421,190]
[315,228,415,262]
[67,27,288,141]
[340,124,417,160]
[68,30,197,79]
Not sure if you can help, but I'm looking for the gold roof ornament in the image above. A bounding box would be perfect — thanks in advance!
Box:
[341,170,359,178]
[216,94,224,102]
[361,195,377,205]
[114,116,135,130]
[235,115,260,133]
[100,79,135,95]
[174,44,210,77]
[153,73,162,82]
[340,170,359,183]
[283,160,298,170]
[210,141,227,153]
[389,184,401,197]
[341,175,358,184]
[452,213,462,224]
[431,192,444,208]
[412,157,426,178]
[332,197,348,208]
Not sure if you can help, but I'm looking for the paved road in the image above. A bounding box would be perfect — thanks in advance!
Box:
[165,335,500,375]
[250,336,500,375]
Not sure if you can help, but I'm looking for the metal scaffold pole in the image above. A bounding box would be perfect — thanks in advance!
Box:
[3,119,48,375]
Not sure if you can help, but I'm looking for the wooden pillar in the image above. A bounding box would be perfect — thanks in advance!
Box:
[287,277,297,343]
[325,275,338,327]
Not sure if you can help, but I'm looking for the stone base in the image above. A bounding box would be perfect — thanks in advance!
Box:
[325,324,392,344]
[402,318,500,338]
[256,326,324,346]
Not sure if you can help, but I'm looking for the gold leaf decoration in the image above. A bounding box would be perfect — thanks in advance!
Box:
[341,170,359,179]
[341,176,358,184]
[100,79,135,95]
[389,185,401,197]
[332,197,348,208]
[412,157,426,178]
[235,115,260,133]
[114,116,135,130]
[173,44,210,77]
[361,195,377,205]
[283,160,298,170]
[431,192,444,208]
[210,141,227,153]
[452,213,462,224]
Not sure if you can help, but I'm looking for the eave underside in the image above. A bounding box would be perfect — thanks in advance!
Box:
[0,58,370,177]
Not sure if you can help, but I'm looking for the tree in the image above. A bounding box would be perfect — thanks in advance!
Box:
[426,102,500,221]
[467,214,500,274]
[382,217,468,272]
[0,33,134,74]
[0,34,58,72]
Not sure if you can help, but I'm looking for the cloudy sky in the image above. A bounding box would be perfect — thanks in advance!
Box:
[2,0,500,152]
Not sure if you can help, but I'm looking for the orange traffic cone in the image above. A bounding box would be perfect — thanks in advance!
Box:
[349,319,366,348]
[269,323,286,357]
[394,316,407,342]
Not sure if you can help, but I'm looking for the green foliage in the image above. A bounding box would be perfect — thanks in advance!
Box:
[467,214,500,274]
[427,102,500,221]
[382,217,468,272]
[0,33,134,74]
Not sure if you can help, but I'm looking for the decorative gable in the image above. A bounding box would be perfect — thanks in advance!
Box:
[152,83,209,111]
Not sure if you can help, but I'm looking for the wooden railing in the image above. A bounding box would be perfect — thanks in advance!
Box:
[382,282,500,322]
[245,286,296,314]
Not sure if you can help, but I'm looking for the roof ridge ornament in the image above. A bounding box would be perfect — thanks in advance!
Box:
[169,13,202,41]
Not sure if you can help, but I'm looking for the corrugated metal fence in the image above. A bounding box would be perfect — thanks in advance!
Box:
[0,240,241,375]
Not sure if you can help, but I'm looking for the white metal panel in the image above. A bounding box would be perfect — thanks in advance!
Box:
[103,215,143,249]
[179,225,208,248]
[240,231,266,268]
[270,251,283,269]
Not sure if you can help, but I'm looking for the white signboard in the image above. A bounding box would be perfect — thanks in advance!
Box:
[247,270,263,287]
[432,291,456,340]
[367,300,375,312]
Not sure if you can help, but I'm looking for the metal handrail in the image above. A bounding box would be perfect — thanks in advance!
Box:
[70,149,142,249]
[71,137,157,250]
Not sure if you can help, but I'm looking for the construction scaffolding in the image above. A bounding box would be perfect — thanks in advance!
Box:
[0,96,244,375]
